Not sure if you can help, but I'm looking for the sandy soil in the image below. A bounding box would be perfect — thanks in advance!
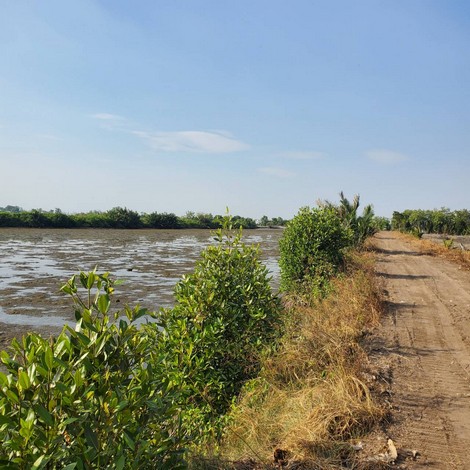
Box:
[369,231,470,469]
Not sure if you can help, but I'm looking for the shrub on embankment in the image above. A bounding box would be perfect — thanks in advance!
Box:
[278,206,352,295]
[217,252,384,466]
[207,198,384,467]
[155,224,281,444]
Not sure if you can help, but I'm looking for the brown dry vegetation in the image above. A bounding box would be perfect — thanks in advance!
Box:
[193,250,387,469]
[394,232,470,269]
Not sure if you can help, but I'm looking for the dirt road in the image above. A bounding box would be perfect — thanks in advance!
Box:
[371,232,470,468]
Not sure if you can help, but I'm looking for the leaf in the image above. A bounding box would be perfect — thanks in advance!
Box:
[79,272,88,289]
[87,271,95,290]
[18,370,30,390]
[133,308,149,321]
[34,404,54,427]
[5,389,19,404]
[61,464,77,470]
[61,417,79,426]
[31,454,49,470]
[0,350,11,365]
[0,371,8,386]
[115,454,125,470]
[44,347,53,371]
[84,425,99,450]
[97,294,110,314]
[123,430,135,450]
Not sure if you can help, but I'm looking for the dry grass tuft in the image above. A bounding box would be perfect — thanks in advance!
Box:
[208,250,386,468]
[393,232,470,269]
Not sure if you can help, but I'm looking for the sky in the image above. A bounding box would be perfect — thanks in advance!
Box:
[0,1,469,219]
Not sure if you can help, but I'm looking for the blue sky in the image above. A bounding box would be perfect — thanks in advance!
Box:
[0,1,469,219]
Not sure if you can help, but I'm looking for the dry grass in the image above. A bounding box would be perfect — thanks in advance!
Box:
[204,250,386,469]
[394,232,470,269]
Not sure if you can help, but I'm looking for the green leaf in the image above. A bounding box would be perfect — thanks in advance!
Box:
[79,272,88,289]
[87,272,95,289]
[5,389,19,404]
[123,430,135,450]
[0,371,9,386]
[25,408,35,426]
[44,347,53,371]
[133,308,149,321]
[18,370,30,390]
[34,404,53,427]
[31,454,48,470]
[97,294,110,314]
[61,417,79,426]
[115,454,125,470]
[0,350,10,365]
[84,425,99,450]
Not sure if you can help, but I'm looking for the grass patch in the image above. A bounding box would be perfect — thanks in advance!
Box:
[394,231,470,269]
[191,250,385,468]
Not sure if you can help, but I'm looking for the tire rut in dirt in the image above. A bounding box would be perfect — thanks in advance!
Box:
[372,232,470,469]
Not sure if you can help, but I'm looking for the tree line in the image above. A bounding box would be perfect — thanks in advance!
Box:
[392,208,470,235]
[0,206,288,229]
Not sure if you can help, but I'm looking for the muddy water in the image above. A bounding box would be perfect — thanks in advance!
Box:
[0,228,282,344]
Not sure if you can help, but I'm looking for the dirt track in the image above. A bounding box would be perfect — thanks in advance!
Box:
[371,232,470,469]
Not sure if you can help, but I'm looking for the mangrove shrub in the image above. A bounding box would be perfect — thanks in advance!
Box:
[0,271,185,469]
[279,206,351,293]
[156,220,281,442]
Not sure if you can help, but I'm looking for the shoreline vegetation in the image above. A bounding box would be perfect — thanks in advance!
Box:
[0,206,288,230]
[0,194,397,468]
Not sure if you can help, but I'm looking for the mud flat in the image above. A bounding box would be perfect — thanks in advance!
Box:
[0,228,281,349]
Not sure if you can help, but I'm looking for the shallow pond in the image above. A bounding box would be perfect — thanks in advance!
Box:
[0,228,282,337]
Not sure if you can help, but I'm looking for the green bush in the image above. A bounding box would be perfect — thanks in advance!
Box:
[156,219,281,442]
[279,206,351,293]
[0,271,186,469]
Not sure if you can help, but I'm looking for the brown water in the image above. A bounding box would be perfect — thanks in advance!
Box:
[0,228,282,335]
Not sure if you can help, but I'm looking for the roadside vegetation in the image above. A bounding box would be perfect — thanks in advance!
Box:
[0,195,386,468]
[0,206,288,230]
[392,208,470,236]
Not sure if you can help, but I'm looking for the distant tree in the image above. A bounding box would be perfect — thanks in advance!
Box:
[0,205,23,213]
[106,207,142,229]
[259,215,269,226]
[143,212,180,229]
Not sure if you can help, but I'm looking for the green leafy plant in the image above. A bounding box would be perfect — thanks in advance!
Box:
[0,270,186,469]
[156,216,281,443]
[278,206,351,294]
[443,237,454,249]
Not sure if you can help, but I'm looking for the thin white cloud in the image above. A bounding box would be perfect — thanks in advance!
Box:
[366,149,409,164]
[91,113,128,131]
[258,167,295,178]
[133,130,249,153]
[280,151,326,160]
[91,113,125,121]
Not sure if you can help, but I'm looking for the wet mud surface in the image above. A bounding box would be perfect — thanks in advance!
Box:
[0,228,282,348]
